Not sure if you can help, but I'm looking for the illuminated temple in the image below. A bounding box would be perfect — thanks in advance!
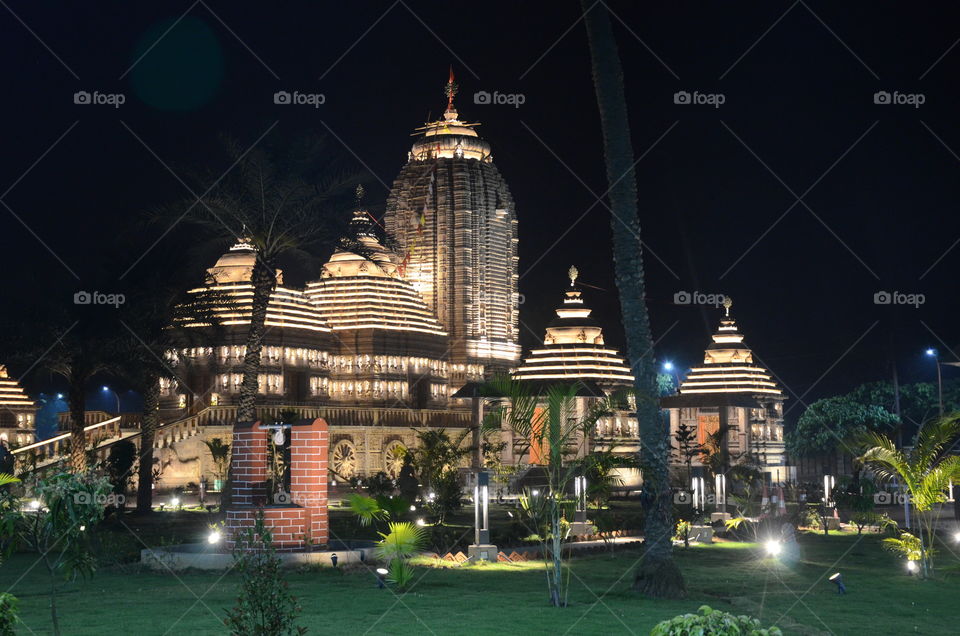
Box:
[0,365,34,447]
[510,267,640,481]
[385,69,520,374]
[661,299,789,481]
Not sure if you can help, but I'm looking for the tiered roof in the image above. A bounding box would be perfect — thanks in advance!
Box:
[678,299,783,397]
[0,365,32,410]
[513,266,634,386]
[305,198,446,337]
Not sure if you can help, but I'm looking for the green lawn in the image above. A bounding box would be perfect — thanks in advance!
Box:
[2,531,958,635]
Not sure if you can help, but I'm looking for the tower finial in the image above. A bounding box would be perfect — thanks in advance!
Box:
[444,66,458,111]
[355,184,365,208]
[568,265,579,287]
[722,296,733,317]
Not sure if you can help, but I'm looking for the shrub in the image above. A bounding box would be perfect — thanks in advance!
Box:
[652,605,783,635]
[0,592,18,636]
[224,511,305,635]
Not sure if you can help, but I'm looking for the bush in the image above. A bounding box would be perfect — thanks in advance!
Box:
[652,605,782,636]
[224,511,305,635]
[0,592,18,636]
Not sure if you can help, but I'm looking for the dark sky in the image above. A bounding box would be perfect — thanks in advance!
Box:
[2,2,959,424]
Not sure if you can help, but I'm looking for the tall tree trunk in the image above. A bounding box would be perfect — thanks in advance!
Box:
[68,376,87,473]
[237,259,275,422]
[581,1,685,598]
[136,378,161,513]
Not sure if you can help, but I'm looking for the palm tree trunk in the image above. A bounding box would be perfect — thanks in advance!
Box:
[237,259,275,422]
[68,378,87,473]
[136,378,161,513]
[581,0,685,598]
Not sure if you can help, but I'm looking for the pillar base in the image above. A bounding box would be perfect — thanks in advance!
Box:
[569,521,594,537]
[467,544,498,562]
[710,512,732,522]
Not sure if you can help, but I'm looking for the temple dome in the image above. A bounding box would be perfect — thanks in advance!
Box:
[678,299,783,396]
[408,69,492,162]
[513,266,634,387]
[0,365,33,409]
[208,239,284,285]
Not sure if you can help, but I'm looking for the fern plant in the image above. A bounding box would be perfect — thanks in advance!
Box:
[374,522,427,591]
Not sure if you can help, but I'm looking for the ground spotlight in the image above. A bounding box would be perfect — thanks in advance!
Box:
[27,499,41,511]
[764,540,782,557]
[953,531,960,543]
[170,497,180,509]
[376,567,389,588]
[828,572,845,594]
[207,530,222,544]
[416,518,426,526]
[907,560,918,574]
[331,553,338,568]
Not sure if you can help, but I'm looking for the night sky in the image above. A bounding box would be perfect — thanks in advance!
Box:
[2,2,959,423]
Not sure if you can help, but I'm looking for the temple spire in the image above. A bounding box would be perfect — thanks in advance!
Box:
[723,296,733,317]
[568,265,579,287]
[444,66,459,119]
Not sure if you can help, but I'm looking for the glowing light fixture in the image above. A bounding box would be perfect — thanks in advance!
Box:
[907,560,918,573]
[765,540,782,557]
[208,531,222,544]
[828,572,846,594]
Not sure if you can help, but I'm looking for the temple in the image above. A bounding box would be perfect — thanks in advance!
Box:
[511,267,641,483]
[0,365,34,447]
[661,299,790,481]
[385,68,521,374]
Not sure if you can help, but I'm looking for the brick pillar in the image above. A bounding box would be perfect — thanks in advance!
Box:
[226,421,267,548]
[290,418,329,546]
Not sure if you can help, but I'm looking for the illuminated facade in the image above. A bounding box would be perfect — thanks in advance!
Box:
[385,70,520,375]
[661,299,789,481]
[0,365,35,447]
[512,267,640,467]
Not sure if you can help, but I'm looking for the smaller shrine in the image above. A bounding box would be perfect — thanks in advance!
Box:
[0,364,34,447]
[661,298,790,482]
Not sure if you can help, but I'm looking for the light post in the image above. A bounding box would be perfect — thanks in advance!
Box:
[924,348,944,418]
[467,470,496,562]
[101,386,120,413]
[574,475,587,523]
[713,473,728,520]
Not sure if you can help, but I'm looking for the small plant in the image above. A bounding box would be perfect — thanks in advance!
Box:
[0,592,18,636]
[882,531,925,563]
[652,605,783,636]
[674,519,692,548]
[348,494,386,531]
[365,471,394,498]
[374,521,427,591]
[224,511,306,635]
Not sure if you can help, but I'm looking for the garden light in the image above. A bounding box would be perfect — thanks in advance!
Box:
[953,531,960,543]
[331,553,338,568]
[170,497,180,508]
[27,499,40,511]
[416,518,426,526]
[907,561,918,574]
[207,530,222,544]
[765,540,782,557]
[828,572,845,594]
[376,567,389,588]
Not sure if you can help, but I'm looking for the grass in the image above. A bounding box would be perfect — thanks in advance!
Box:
[3,530,959,635]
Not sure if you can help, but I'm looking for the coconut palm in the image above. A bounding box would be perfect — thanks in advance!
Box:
[580,1,685,597]
[484,376,611,607]
[156,136,355,422]
[859,415,960,578]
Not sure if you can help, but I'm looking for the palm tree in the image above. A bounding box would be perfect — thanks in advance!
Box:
[484,376,611,607]
[374,521,427,590]
[580,1,685,597]
[859,415,960,578]
[158,136,355,422]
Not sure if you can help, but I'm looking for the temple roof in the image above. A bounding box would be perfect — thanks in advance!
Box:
[304,200,446,336]
[409,68,492,162]
[0,365,33,409]
[676,298,783,398]
[513,266,634,386]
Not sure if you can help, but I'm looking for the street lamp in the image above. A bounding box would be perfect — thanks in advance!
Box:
[925,348,944,417]
[574,475,587,523]
[101,386,120,413]
[467,470,496,562]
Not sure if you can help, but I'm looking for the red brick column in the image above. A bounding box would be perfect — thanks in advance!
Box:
[226,420,267,548]
[290,418,329,546]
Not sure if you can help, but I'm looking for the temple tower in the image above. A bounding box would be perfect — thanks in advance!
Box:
[385,69,520,376]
